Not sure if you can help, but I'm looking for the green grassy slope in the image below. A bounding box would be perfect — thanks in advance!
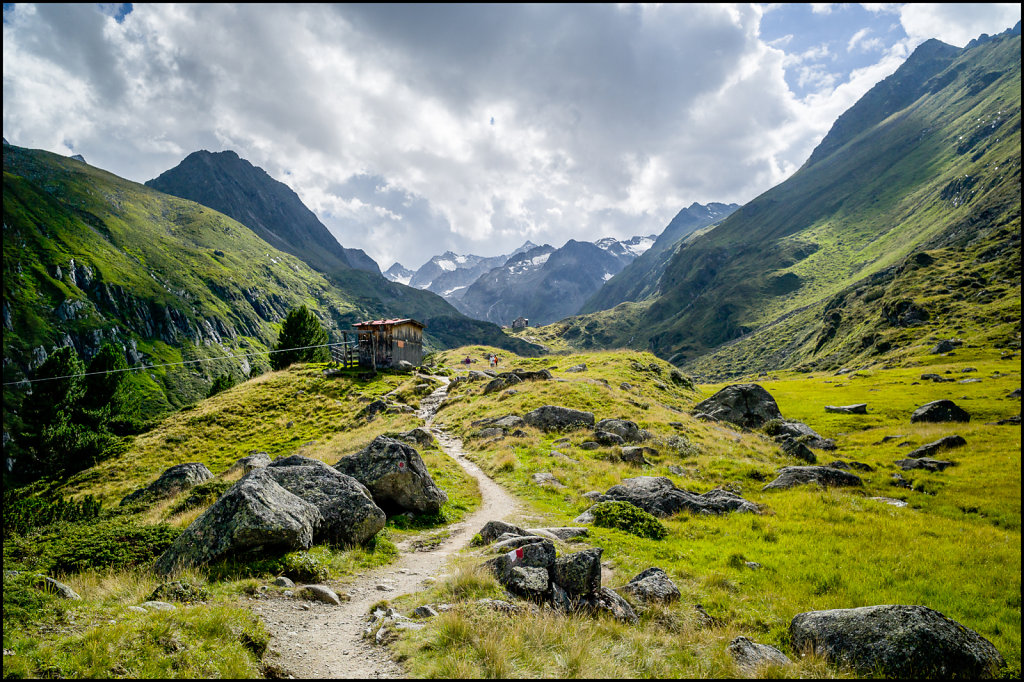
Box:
[2,144,540,423]
[641,31,1020,365]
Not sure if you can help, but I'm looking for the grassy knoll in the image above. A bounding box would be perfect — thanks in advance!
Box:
[3,363,479,679]
[386,344,1020,678]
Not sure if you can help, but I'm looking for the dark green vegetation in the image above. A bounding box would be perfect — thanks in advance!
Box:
[11,343,145,481]
[544,29,1021,377]
[269,305,329,370]
[2,142,539,441]
[591,500,668,540]
[2,364,479,678]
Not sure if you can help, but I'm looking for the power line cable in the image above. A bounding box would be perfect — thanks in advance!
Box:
[2,340,356,387]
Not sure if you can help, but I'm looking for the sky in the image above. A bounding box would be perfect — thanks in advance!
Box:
[3,4,1020,271]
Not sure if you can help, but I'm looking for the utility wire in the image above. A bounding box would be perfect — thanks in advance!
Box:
[2,341,356,387]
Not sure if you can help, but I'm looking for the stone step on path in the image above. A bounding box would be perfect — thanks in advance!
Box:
[250,376,523,679]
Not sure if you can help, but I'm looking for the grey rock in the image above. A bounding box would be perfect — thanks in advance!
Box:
[270,454,323,468]
[906,435,967,458]
[273,576,295,588]
[594,430,626,446]
[491,535,551,552]
[780,437,817,464]
[910,400,970,423]
[531,472,565,488]
[263,462,385,545]
[896,458,954,472]
[578,587,638,623]
[120,462,214,506]
[619,446,655,466]
[126,605,148,614]
[565,363,587,373]
[475,427,505,439]
[526,527,589,541]
[603,476,759,517]
[595,418,649,443]
[335,436,448,514]
[493,415,525,429]
[763,466,863,491]
[573,506,597,524]
[395,427,435,448]
[929,339,963,354]
[790,604,1005,678]
[154,468,321,575]
[579,441,601,450]
[621,567,680,604]
[299,584,342,606]
[692,384,782,429]
[479,520,527,544]
[233,452,271,473]
[140,601,176,612]
[921,373,953,382]
[35,575,81,600]
[728,636,792,671]
[552,548,602,596]
[483,375,521,395]
[523,406,595,431]
[412,605,439,618]
[870,497,909,507]
[825,404,868,415]
[827,460,874,472]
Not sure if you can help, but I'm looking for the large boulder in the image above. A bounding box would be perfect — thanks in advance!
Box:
[906,435,967,458]
[824,404,868,415]
[120,463,214,506]
[577,587,638,623]
[551,548,602,597]
[231,452,271,473]
[692,384,782,429]
[896,458,955,472]
[595,419,649,443]
[910,400,970,423]
[484,540,556,600]
[790,605,1005,678]
[603,476,759,517]
[762,466,863,491]
[523,406,595,431]
[263,461,385,545]
[334,436,448,514]
[621,567,680,604]
[154,469,321,575]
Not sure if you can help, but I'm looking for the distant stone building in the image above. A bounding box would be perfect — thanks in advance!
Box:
[511,316,529,329]
[354,318,424,369]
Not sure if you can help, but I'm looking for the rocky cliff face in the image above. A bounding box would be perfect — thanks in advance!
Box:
[146,150,380,276]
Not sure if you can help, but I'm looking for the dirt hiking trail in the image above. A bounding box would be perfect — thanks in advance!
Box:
[249,376,525,678]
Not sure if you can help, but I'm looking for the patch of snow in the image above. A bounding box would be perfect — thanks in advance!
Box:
[455,255,468,264]
[531,253,550,266]
[391,275,412,286]
[436,259,456,272]
[602,272,614,281]
[626,237,654,256]
[442,285,468,297]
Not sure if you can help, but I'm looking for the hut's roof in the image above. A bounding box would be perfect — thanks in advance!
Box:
[354,318,424,329]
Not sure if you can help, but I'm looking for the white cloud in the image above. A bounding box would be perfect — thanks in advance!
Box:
[896,3,1020,47]
[2,3,1019,271]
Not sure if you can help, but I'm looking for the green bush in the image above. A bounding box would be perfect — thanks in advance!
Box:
[278,548,331,583]
[45,519,181,573]
[2,487,102,538]
[591,501,668,540]
[167,479,233,516]
[207,373,237,398]
[761,418,785,436]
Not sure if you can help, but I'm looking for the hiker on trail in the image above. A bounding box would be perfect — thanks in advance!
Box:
[463,356,472,365]
[494,355,500,368]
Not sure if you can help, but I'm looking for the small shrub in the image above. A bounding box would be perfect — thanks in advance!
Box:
[46,519,182,574]
[469,533,485,547]
[669,369,694,390]
[591,501,668,540]
[3,487,102,538]
[149,580,210,604]
[167,479,232,516]
[761,419,785,437]
[207,373,237,398]
[279,548,331,583]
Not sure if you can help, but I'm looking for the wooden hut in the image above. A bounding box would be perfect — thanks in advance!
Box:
[354,318,424,369]
[512,316,529,329]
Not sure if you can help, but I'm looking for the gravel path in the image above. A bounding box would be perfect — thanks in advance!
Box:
[249,376,524,678]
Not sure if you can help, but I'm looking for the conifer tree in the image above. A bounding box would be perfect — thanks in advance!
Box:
[270,305,329,370]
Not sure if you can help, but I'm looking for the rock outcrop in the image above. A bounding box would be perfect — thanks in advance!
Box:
[762,466,863,490]
[905,435,966,458]
[692,384,782,428]
[120,463,214,506]
[910,400,970,423]
[728,636,792,671]
[594,418,649,443]
[620,567,680,604]
[790,605,1005,678]
[154,468,321,575]
[523,405,595,431]
[335,436,448,514]
[264,459,386,544]
[602,476,759,517]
